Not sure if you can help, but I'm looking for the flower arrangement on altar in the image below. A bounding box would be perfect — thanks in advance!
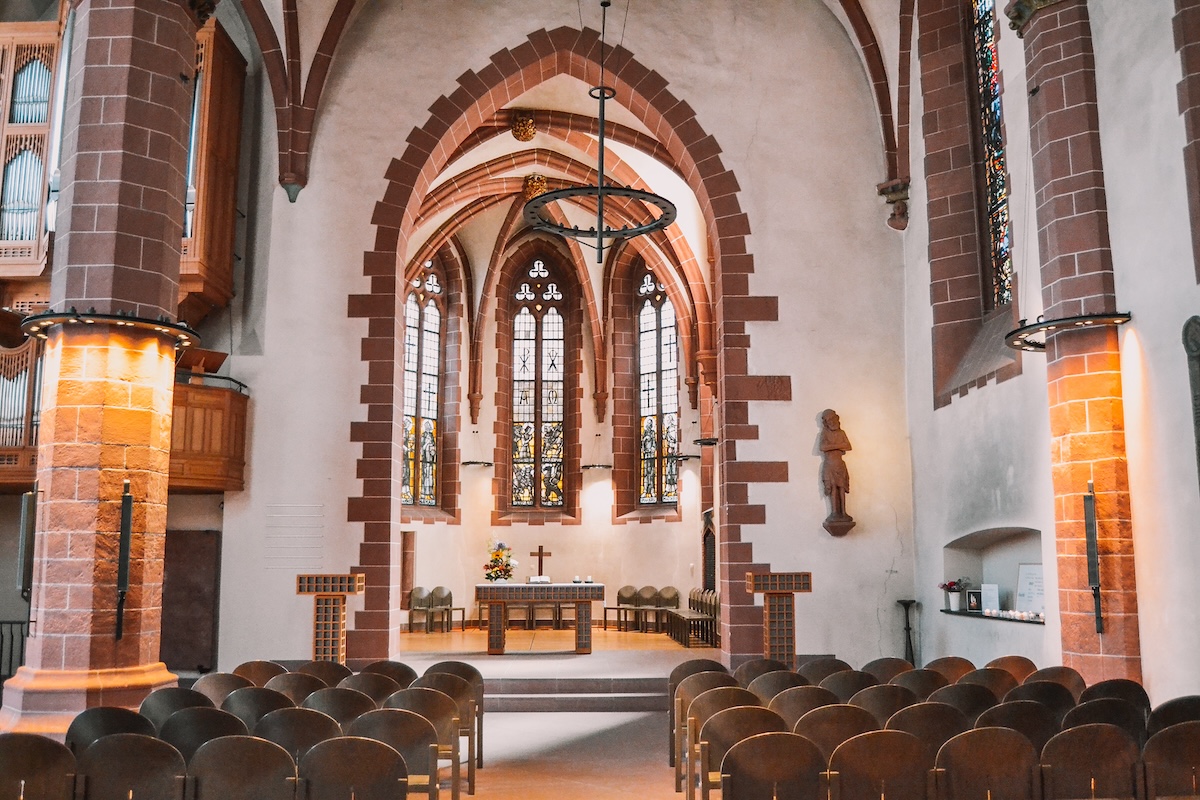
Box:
[484,538,517,582]
[938,578,970,593]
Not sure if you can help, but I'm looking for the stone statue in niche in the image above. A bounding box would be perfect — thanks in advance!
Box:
[818,409,855,536]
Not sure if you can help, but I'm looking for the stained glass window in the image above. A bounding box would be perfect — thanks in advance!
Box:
[511,258,567,508]
[972,0,1013,307]
[401,260,444,507]
[637,271,679,504]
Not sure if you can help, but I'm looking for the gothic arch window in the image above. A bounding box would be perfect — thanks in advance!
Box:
[971,0,1013,308]
[636,270,680,505]
[511,257,568,508]
[401,260,445,507]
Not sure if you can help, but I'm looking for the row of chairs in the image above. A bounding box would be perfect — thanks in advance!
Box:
[602,585,681,632]
[410,587,467,632]
[663,589,720,647]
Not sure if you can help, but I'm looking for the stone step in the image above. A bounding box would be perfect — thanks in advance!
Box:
[483,676,668,712]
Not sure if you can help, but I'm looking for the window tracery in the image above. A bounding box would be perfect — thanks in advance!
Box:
[637,270,679,505]
[972,0,1013,307]
[401,259,445,507]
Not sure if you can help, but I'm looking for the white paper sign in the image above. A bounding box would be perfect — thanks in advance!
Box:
[1015,564,1044,614]
[981,583,1000,612]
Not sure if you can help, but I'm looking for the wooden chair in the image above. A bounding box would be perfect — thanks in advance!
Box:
[1078,678,1150,719]
[673,671,740,773]
[254,706,343,762]
[976,700,1060,754]
[792,703,879,763]
[232,659,288,687]
[297,659,354,686]
[220,686,294,730]
[747,669,810,704]
[425,661,485,768]
[1147,695,1200,737]
[828,729,932,800]
[64,705,155,755]
[302,686,378,728]
[1061,697,1146,748]
[927,682,998,725]
[384,687,464,800]
[884,700,970,763]
[188,734,296,800]
[733,658,792,688]
[652,585,682,633]
[603,584,638,631]
[679,686,760,793]
[669,659,730,766]
[340,672,403,705]
[820,669,879,703]
[986,655,1038,684]
[139,686,215,733]
[412,672,478,793]
[959,667,1019,702]
[158,706,249,764]
[1004,680,1077,726]
[860,657,914,683]
[691,705,787,800]
[1024,666,1087,703]
[1143,719,1200,799]
[767,685,840,730]
[848,683,918,727]
[0,732,76,800]
[298,736,408,800]
[633,584,660,632]
[192,671,254,706]
[933,727,1039,800]
[889,667,950,701]
[720,731,826,800]
[1040,723,1140,800]
[76,732,187,800]
[923,655,975,684]
[349,708,441,800]
[265,671,328,704]
[796,656,852,685]
[362,659,419,689]
[410,586,433,632]
[428,586,466,632]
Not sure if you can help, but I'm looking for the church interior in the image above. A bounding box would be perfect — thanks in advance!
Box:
[1,0,1200,795]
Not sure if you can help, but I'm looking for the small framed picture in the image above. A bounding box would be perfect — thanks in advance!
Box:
[966,590,983,612]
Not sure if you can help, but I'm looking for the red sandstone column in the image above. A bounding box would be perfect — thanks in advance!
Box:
[1007,0,1141,682]
[1175,0,1200,281]
[0,0,206,735]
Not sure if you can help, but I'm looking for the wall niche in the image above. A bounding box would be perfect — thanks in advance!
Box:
[942,527,1041,613]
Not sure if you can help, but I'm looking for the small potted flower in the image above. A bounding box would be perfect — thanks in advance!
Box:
[939,578,970,611]
[484,538,517,582]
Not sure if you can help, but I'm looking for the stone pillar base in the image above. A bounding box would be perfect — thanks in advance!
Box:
[0,662,177,739]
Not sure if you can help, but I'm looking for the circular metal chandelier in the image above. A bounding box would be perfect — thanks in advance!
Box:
[522,0,676,264]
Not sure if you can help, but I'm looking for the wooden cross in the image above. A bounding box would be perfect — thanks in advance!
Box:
[530,545,553,576]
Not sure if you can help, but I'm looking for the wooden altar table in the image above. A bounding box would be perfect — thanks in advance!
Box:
[476,582,605,654]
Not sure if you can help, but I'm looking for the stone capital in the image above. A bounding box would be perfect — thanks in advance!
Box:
[68,0,215,28]
[1004,0,1071,37]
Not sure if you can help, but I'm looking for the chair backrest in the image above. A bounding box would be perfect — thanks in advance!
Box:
[1024,666,1087,703]
[733,658,792,688]
[298,736,408,800]
[1040,723,1140,800]
[924,656,976,684]
[424,660,484,708]
[1004,680,1077,726]
[720,731,826,800]
[884,701,971,763]
[297,660,354,686]
[411,671,475,725]
[860,657,914,683]
[232,659,288,687]
[890,667,950,701]
[76,732,187,800]
[670,658,729,693]
[383,686,461,744]
[65,705,155,755]
[676,671,740,716]
[1078,678,1150,719]
[748,670,810,704]
[221,686,294,730]
[828,729,932,800]
[616,585,637,605]
[188,734,296,800]
[254,706,342,762]
[192,672,255,706]
[0,732,76,800]
[1147,694,1200,737]
[430,585,452,607]
[340,672,403,705]
[301,687,378,728]
[264,671,328,704]
[140,687,216,733]
[934,727,1038,800]
[927,682,999,725]
[699,705,787,773]
[1061,698,1146,748]
[767,685,841,730]
[820,670,879,704]
[975,700,1059,755]
[848,683,918,727]
[796,657,852,685]
[688,687,760,736]
[410,586,431,609]
[348,708,439,780]
[636,585,658,606]
[1143,719,1200,798]
[363,659,419,689]
[657,585,681,608]
[158,707,249,764]
[793,703,880,763]
[985,655,1039,684]
[959,668,1020,702]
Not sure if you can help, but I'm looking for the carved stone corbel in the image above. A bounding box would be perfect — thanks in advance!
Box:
[1004,0,1070,37]
[877,178,910,232]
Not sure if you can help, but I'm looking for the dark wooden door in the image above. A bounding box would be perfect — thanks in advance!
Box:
[160,529,220,672]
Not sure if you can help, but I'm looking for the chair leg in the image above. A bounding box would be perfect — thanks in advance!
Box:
[477,711,484,768]
[466,725,476,793]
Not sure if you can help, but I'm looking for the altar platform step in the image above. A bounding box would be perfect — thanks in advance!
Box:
[483,676,668,712]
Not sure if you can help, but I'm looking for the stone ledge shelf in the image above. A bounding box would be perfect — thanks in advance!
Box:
[940,609,1045,625]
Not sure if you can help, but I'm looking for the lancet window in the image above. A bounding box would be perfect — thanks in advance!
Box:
[401,260,445,507]
[636,271,679,505]
[971,0,1013,307]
